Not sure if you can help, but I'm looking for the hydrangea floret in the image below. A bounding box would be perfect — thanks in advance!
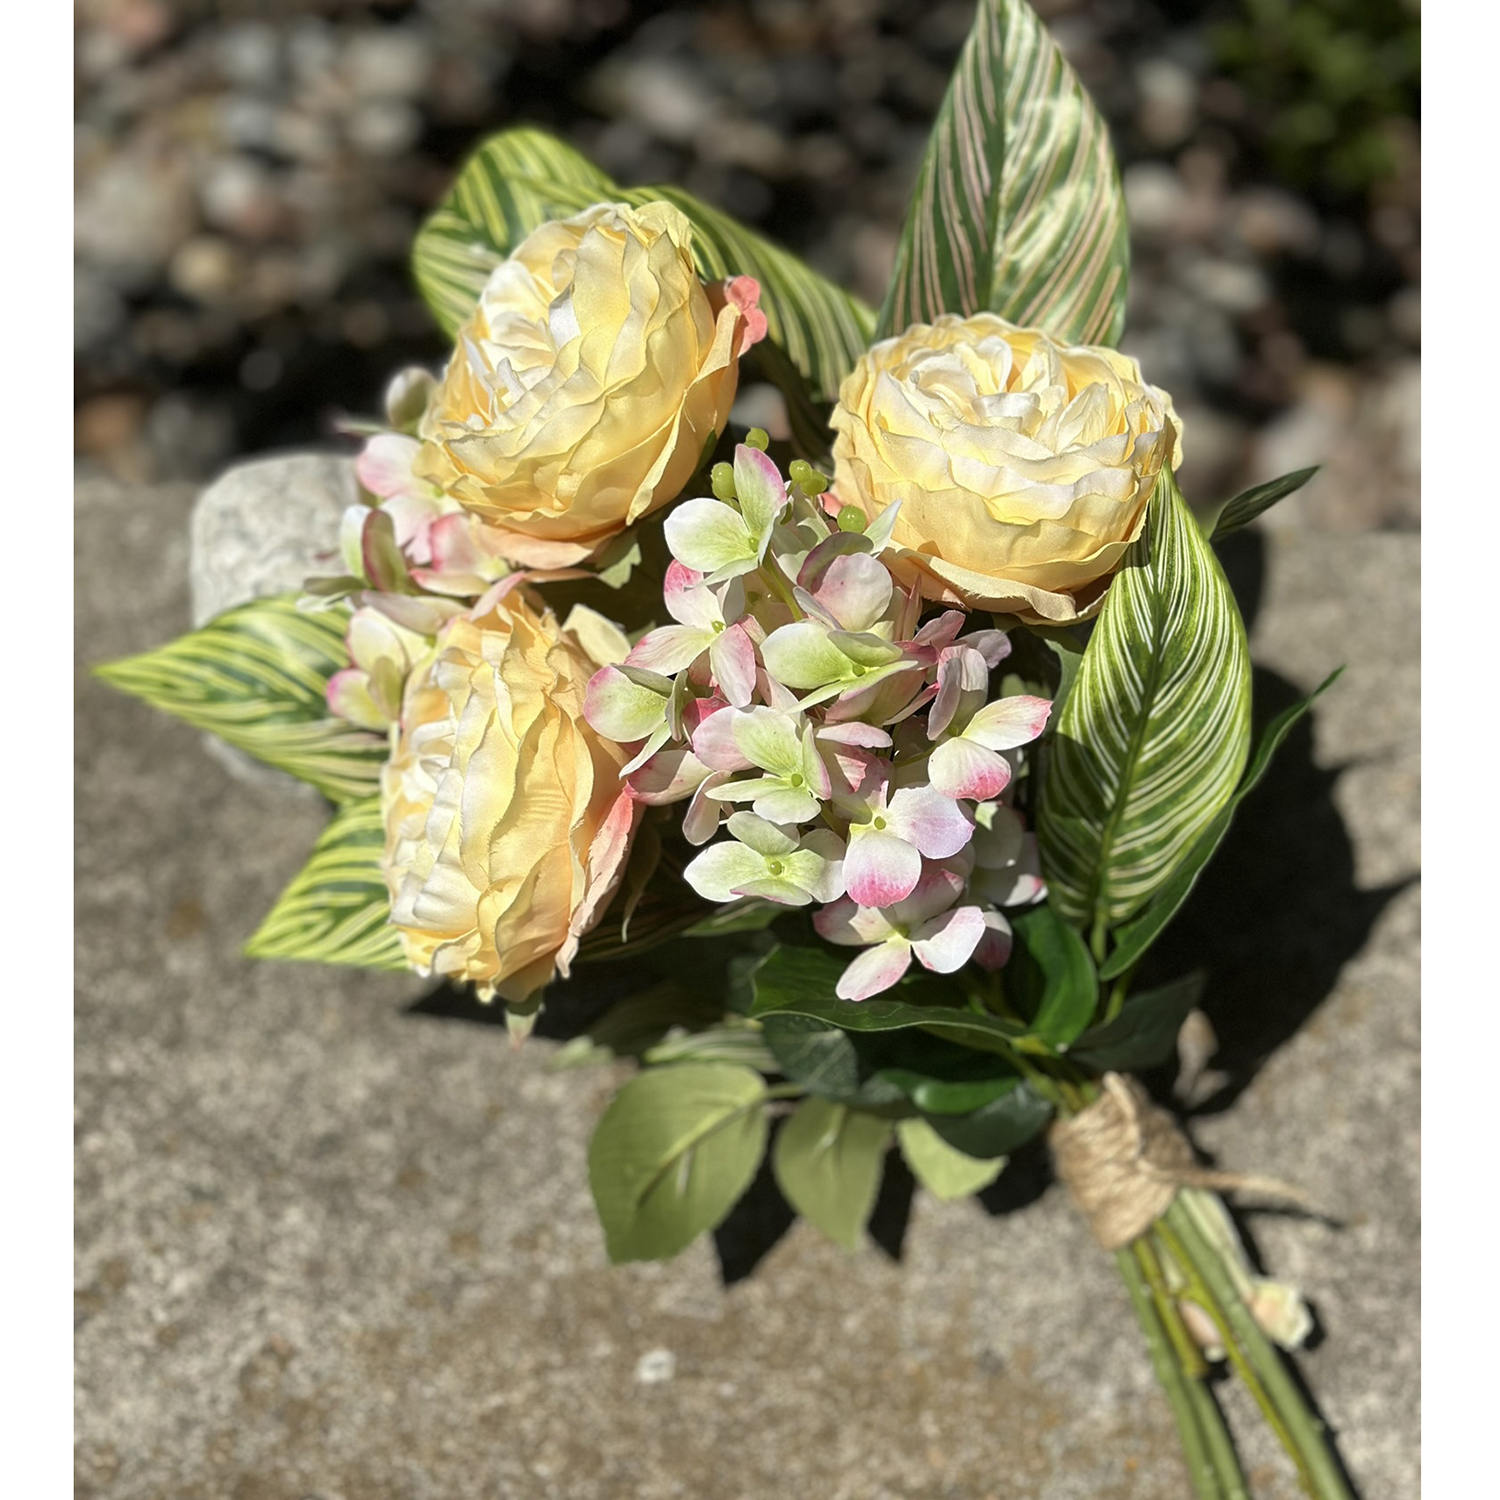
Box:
[582,437,1053,1001]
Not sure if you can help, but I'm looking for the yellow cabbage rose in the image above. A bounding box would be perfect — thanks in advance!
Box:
[830,313,1181,624]
[381,591,636,1004]
[415,200,765,569]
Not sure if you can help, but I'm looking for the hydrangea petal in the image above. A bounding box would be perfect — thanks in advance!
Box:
[836,939,913,1001]
[813,897,895,947]
[965,694,1054,751]
[761,620,853,691]
[886,786,973,860]
[910,905,986,974]
[684,840,771,903]
[732,443,789,547]
[584,665,672,742]
[845,829,921,907]
[731,705,803,777]
[664,497,755,575]
[709,622,758,707]
[691,706,755,771]
[726,811,798,857]
[928,736,1014,801]
[626,623,713,676]
[972,909,1015,971]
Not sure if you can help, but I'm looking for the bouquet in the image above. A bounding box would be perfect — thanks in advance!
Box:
[100,3,1355,1494]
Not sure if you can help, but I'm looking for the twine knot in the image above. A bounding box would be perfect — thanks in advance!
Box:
[1049,1073,1310,1250]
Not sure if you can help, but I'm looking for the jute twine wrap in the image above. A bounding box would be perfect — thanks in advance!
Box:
[1049,1073,1310,1251]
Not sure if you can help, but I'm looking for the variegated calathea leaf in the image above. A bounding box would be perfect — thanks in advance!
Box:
[877,0,1129,347]
[1038,469,1253,940]
[245,797,407,972]
[95,595,385,805]
[410,126,874,457]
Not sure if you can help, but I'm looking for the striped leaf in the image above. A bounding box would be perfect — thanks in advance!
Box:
[410,127,875,455]
[96,596,385,804]
[1037,470,1252,935]
[877,0,1129,346]
[245,797,408,971]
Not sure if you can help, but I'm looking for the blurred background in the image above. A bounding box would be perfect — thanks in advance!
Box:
[74,0,1419,531]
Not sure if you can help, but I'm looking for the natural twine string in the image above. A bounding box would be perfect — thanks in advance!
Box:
[1048,1073,1312,1251]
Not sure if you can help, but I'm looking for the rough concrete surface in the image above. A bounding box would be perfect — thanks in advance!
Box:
[76,473,1419,1500]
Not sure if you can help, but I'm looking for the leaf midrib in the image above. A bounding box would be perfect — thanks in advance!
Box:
[626,1093,765,1212]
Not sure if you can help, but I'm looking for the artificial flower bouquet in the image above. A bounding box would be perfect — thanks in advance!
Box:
[100,3,1353,1495]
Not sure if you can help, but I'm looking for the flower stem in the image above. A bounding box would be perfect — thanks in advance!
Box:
[1114,1246,1233,1500]
[1161,1198,1355,1500]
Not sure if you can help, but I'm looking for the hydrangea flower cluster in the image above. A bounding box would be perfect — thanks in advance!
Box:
[582,438,1053,1001]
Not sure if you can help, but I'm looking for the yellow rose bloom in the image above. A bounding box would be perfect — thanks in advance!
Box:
[415,201,764,569]
[381,592,636,1004]
[830,313,1181,624]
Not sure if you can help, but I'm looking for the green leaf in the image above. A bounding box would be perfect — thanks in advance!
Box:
[772,1097,890,1249]
[643,1024,777,1071]
[749,946,1028,1057]
[549,983,728,1070]
[877,0,1129,345]
[1006,904,1098,1048]
[683,899,784,938]
[587,1063,769,1264]
[1098,668,1343,979]
[896,1117,1006,1199]
[95,595,384,804]
[923,1083,1053,1160]
[1070,972,1205,1072]
[761,1013,864,1100]
[244,798,406,970]
[1038,470,1253,933]
[410,127,875,454]
[1208,467,1319,541]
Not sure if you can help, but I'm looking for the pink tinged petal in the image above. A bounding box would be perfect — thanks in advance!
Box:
[959,628,1013,668]
[972,910,1015,971]
[732,444,788,546]
[426,511,484,573]
[663,559,720,629]
[626,623,713,676]
[363,591,463,635]
[816,723,892,749]
[684,692,728,736]
[684,841,772,903]
[757,668,801,713]
[721,275,768,347]
[708,775,786,803]
[965,695,1054,752]
[889,865,967,927]
[726,811,798,857]
[911,609,967,650]
[790,584,844,630]
[682,771,731,845]
[886,786,974,860]
[845,830,922,908]
[928,737,1014,801]
[731,705,803,777]
[691,707,756,771]
[830,630,905,669]
[618,723,672,778]
[836,940,914,1001]
[709,622,758,707]
[326,669,389,731]
[800,724,833,800]
[928,645,991,739]
[568,790,640,950]
[813,898,895,947]
[355,432,423,500]
[730,877,813,906]
[628,745,711,805]
[910,906,986,974]
[584,665,672,743]
[664,497,756,575]
[824,744,876,796]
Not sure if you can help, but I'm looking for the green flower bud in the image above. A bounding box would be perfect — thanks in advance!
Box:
[744,427,770,451]
[710,462,737,501]
[836,504,868,533]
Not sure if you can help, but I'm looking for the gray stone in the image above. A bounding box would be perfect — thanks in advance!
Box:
[76,474,1418,1500]
[188,452,355,789]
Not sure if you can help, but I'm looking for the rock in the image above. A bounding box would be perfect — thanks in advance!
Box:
[345,99,422,157]
[74,150,198,290]
[1134,57,1197,149]
[1123,162,1187,241]
[342,28,431,98]
[189,451,354,627]
[188,452,356,789]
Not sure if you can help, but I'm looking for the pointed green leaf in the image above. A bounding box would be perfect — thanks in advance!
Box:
[896,1117,1006,1199]
[1098,669,1343,978]
[772,1097,890,1249]
[1006,903,1099,1048]
[411,127,874,456]
[95,595,384,804]
[587,1063,768,1263]
[244,798,406,971]
[1038,470,1253,933]
[878,0,1128,345]
[1208,467,1319,541]
[1070,972,1205,1072]
[923,1083,1053,1160]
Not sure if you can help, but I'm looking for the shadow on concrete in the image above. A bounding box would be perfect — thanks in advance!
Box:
[402,528,1407,1300]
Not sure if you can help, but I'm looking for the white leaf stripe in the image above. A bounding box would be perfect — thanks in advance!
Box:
[95,596,385,805]
[410,128,873,444]
[878,0,1128,348]
[246,798,408,971]
[1038,470,1252,929]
